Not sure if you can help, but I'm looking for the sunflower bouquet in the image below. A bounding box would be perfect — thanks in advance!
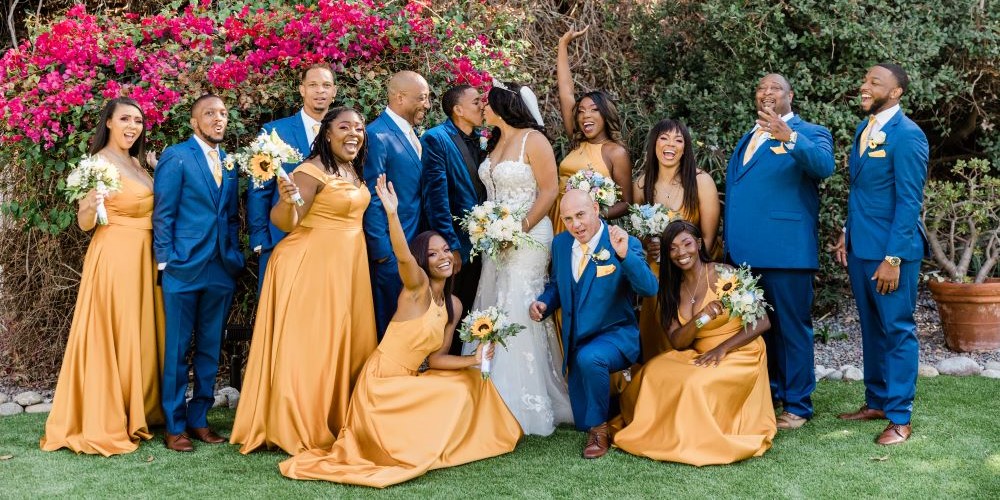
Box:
[457,201,539,261]
[705,264,772,329]
[458,306,525,379]
[565,168,621,212]
[63,154,122,225]
[226,130,305,205]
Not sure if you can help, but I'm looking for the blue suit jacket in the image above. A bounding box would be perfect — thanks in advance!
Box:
[362,111,424,261]
[846,111,929,261]
[537,225,659,373]
[420,119,486,263]
[724,115,835,269]
[153,136,245,282]
[247,114,312,253]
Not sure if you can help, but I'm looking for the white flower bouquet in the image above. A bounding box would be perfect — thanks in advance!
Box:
[625,204,681,263]
[458,306,525,379]
[226,130,305,205]
[705,264,772,329]
[565,169,620,211]
[457,201,538,261]
[63,155,122,225]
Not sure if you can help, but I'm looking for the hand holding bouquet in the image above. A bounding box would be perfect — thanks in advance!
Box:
[565,169,621,212]
[701,264,772,329]
[458,201,539,261]
[63,155,122,225]
[458,306,525,379]
[227,130,305,205]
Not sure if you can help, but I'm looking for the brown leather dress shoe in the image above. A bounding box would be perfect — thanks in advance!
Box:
[876,423,912,445]
[837,404,887,421]
[582,423,610,459]
[165,433,194,452]
[187,427,226,444]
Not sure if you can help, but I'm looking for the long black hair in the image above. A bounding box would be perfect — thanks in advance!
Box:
[89,97,148,168]
[642,119,699,217]
[409,230,456,324]
[485,81,549,153]
[570,90,623,150]
[658,220,712,333]
[308,106,367,179]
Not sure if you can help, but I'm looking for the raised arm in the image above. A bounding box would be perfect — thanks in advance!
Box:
[374,174,427,292]
[523,132,559,232]
[270,167,319,233]
[557,27,588,138]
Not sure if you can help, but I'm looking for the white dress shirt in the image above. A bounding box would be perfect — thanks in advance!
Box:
[869,104,900,135]
[301,109,321,148]
[748,111,794,150]
[192,134,222,173]
[385,107,420,156]
[571,223,606,282]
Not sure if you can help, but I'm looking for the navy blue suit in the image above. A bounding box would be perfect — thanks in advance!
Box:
[247,114,311,292]
[362,111,424,337]
[153,136,244,436]
[725,115,834,419]
[537,225,658,430]
[846,110,928,425]
[420,119,486,353]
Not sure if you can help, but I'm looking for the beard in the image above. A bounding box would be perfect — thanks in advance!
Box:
[865,95,891,114]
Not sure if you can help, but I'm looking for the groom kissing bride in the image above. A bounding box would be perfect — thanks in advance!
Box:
[530,189,658,458]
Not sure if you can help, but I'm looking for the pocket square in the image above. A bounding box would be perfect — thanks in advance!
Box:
[868,150,886,158]
[769,144,787,155]
[596,264,616,277]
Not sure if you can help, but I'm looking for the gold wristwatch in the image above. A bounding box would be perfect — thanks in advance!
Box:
[884,256,901,267]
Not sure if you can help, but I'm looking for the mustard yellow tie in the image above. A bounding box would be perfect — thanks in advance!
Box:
[207,149,222,186]
[859,115,876,157]
[576,243,589,280]
[742,128,767,165]
[409,128,422,158]
[312,123,320,136]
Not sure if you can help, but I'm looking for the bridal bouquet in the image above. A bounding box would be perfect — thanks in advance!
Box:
[625,203,681,238]
[458,201,538,261]
[458,306,525,379]
[703,264,772,329]
[226,130,305,205]
[63,155,122,225]
[565,169,621,211]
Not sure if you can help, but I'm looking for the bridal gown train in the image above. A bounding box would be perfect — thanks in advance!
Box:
[464,132,574,436]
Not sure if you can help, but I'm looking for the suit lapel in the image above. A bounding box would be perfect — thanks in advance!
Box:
[444,121,486,202]
[576,225,611,308]
[730,130,755,182]
[288,120,311,159]
[188,137,221,206]
[735,116,801,183]
[381,112,422,166]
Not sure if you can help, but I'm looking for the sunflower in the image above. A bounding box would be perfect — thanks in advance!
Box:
[715,274,739,296]
[471,316,494,339]
[250,154,275,182]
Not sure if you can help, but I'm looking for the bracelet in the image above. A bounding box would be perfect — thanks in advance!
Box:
[694,314,711,329]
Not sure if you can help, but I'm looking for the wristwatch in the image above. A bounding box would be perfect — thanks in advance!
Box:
[784,131,798,149]
[884,255,901,267]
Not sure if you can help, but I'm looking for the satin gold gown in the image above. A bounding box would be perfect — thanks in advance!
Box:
[279,300,522,488]
[231,163,377,455]
[41,173,164,456]
[612,288,776,466]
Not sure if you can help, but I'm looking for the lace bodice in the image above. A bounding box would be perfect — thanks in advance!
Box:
[479,132,539,210]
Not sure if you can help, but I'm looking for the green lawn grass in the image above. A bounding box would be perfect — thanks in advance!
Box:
[1,378,999,499]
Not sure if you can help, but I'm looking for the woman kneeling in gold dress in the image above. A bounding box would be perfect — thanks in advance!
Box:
[612,220,776,466]
[279,174,522,488]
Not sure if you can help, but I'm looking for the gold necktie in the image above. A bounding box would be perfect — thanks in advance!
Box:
[576,243,589,280]
[859,115,876,157]
[409,128,422,158]
[312,123,320,136]
[208,149,222,186]
[742,128,767,165]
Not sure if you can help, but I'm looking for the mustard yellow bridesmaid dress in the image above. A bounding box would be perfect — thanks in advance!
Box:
[231,163,377,455]
[279,300,522,488]
[40,174,164,456]
[612,288,776,466]
[550,141,608,235]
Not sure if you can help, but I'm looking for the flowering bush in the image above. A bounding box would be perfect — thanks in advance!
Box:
[0,0,526,234]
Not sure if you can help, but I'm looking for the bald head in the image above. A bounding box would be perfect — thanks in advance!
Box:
[755,73,793,115]
[560,189,602,243]
[387,71,430,126]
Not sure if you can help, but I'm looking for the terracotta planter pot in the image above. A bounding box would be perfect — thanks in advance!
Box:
[928,278,1000,352]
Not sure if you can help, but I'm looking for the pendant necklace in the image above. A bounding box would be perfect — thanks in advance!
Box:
[683,263,705,305]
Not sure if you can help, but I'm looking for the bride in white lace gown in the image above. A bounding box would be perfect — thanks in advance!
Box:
[463,81,574,436]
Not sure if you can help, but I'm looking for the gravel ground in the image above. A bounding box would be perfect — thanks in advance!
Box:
[814,289,1000,369]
